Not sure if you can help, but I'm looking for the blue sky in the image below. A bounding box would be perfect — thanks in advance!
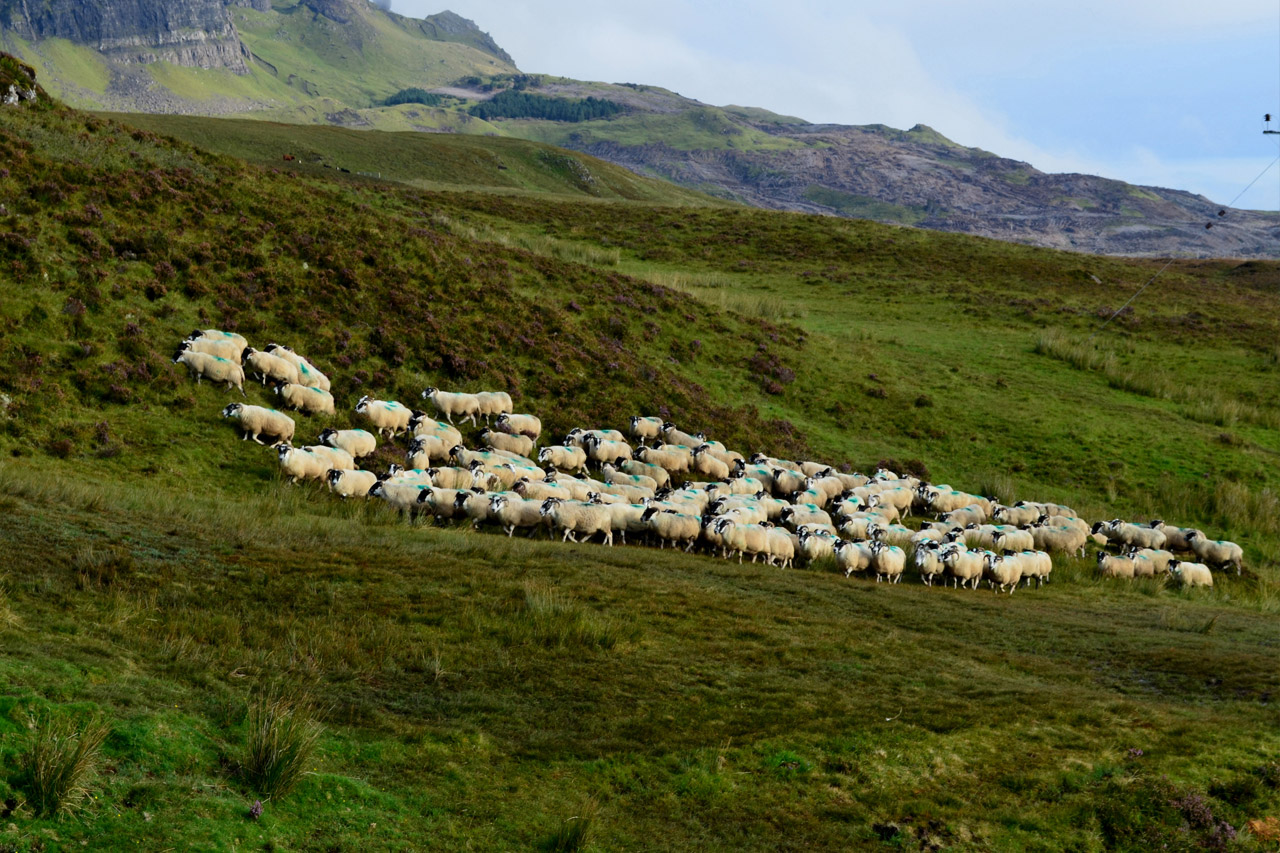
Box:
[392,0,1280,208]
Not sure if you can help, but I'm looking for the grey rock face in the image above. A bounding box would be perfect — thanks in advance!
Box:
[2,0,248,72]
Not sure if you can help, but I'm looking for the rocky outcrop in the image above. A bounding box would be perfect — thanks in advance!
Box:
[416,10,512,64]
[1,0,247,72]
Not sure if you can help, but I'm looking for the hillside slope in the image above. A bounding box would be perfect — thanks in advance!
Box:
[1,62,1280,851]
[5,3,1277,257]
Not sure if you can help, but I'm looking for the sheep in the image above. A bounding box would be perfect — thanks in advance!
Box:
[494,413,541,441]
[414,486,468,521]
[179,337,241,362]
[475,391,513,424]
[1185,531,1244,575]
[940,504,989,527]
[941,545,984,590]
[914,543,946,586]
[597,501,649,545]
[1038,514,1090,534]
[797,529,838,566]
[318,427,376,459]
[872,486,916,517]
[662,423,705,448]
[924,488,989,516]
[635,445,690,476]
[478,429,535,458]
[1029,524,1089,557]
[221,403,293,445]
[1127,547,1175,577]
[1096,552,1136,579]
[750,452,802,473]
[565,428,627,447]
[353,396,411,439]
[273,383,335,416]
[708,497,768,526]
[640,507,701,551]
[771,467,808,497]
[838,514,878,541]
[713,517,771,564]
[982,553,1023,594]
[582,434,633,467]
[834,540,875,577]
[302,444,354,471]
[865,521,915,549]
[241,347,300,386]
[514,478,574,502]
[620,457,671,489]
[327,468,377,499]
[600,463,659,493]
[992,504,1042,526]
[691,445,731,481]
[485,494,546,537]
[187,329,248,351]
[1012,550,1053,587]
[422,387,480,426]
[383,465,434,486]
[781,504,833,531]
[411,415,464,448]
[407,435,451,468]
[453,489,499,529]
[427,466,481,491]
[991,528,1035,553]
[173,350,246,396]
[540,498,614,546]
[1148,521,1203,553]
[870,542,906,583]
[629,415,664,441]
[1167,560,1214,588]
[766,527,796,569]
[276,444,330,484]
[1104,521,1167,551]
[538,445,589,475]
[264,344,331,391]
[369,480,433,521]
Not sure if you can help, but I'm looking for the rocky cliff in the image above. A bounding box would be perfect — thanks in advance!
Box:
[0,0,248,71]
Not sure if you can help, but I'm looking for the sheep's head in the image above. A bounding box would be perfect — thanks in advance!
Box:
[221,403,242,417]
[422,387,438,399]
[325,469,342,486]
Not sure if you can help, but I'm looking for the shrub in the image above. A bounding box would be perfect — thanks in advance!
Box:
[242,696,321,801]
[17,711,111,817]
[542,798,599,852]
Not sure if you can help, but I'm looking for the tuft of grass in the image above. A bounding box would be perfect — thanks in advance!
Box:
[18,711,111,818]
[242,696,321,801]
[543,798,599,853]
[512,584,630,651]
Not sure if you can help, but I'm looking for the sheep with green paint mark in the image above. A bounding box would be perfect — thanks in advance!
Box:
[174,350,246,396]
[221,402,293,445]
[275,382,335,416]
[355,396,412,438]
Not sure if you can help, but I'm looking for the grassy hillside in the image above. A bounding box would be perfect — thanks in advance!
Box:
[103,113,724,204]
[1,77,1280,850]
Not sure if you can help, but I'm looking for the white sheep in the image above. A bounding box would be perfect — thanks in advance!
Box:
[870,542,906,583]
[640,507,701,550]
[1127,547,1175,577]
[241,347,299,386]
[173,350,246,396]
[1185,531,1244,575]
[766,527,796,569]
[537,445,588,475]
[411,414,464,448]
[1029,524,1088,557]
[982,553,1022,594]
[514,477,574,502]
[275,383,336,416]
[179,337,241,362]
[327,468,377,498]
[369,480,431,521]
[422,387,480,426]
[914,543,946,587]
[276,444,329,484]
[691,445,731,481]
[319,427,376,459]
[413,486,467,521]
[540,498,614,546]
[635,445,691,476]
[629,415,664,441]
[188,328,248,349]
[407,435,450,469]
[264,344,330,391]
[1167,559,1214,588]
[479,429,535,458]
[354,396,412,438]
[495,413,541,441]
[1096,552,1136,578]
[941,545,984,590]
[475,391,513,424]
[427,466,481,491]
[834,540,874,577]
[301,444,354,471]
[487,494,547,537]
[1103,521,1167,551]
[221,403,294,445]
[662,423,705,448]
[713,517,771,564]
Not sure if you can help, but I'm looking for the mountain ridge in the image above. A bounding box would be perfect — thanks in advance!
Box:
[3,1,1276,257]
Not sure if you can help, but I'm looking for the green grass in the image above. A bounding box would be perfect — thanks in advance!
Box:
[2,74,1280,850]
[802,185,928,224]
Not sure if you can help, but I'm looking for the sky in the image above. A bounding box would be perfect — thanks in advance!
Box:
[391,0,1280,208]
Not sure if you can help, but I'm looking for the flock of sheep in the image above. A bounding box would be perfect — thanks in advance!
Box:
[175,329,1243,593]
